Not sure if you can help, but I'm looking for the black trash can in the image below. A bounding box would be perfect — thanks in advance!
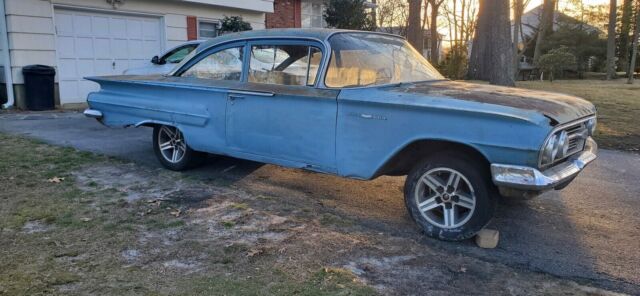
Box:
[22,65,56,111]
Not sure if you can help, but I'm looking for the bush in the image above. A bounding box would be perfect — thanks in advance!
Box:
[220,16,252,33]
[438,44,468,80]
[537,46,578,81]
[324,0,375,30]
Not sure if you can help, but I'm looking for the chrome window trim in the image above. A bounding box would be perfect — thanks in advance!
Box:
[537,115,596,169]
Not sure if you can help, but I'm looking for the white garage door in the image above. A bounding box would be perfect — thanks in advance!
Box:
[54,9,163,104]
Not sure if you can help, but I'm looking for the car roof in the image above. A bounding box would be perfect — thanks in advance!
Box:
[195,28,401,53]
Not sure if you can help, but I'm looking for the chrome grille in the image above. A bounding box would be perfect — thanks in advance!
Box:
[565,122,588,157]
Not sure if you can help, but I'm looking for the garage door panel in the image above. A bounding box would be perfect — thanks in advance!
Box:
[57,36,75,58]
[126,20,144,39]
[55,13,74,36]
[94,60,113,76]
[94,38,111,59]
[76,60,95,78]
[55,9,162,105]
[92,16,110,37]
[75,37,94,59]
[58,59,77,80]
[110,18,127,37]
[73,14,92,36]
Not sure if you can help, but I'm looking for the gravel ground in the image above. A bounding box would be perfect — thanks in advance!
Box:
[1,111,638,294]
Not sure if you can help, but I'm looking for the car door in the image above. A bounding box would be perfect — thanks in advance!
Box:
[225,40,339,172]
[165,42,246,153]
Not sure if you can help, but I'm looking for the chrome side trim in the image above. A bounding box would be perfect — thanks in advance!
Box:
[228,89,275,97]
[83,109,103,119]
[492,137,597,191]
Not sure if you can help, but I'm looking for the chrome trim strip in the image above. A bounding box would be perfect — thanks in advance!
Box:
[538,115,596,169]
[228,89,275,97]
[83,109,103,119]
[493,137,597,191]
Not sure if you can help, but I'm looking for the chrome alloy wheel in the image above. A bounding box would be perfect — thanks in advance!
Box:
[414,168,476,229]
[157,126,187,164]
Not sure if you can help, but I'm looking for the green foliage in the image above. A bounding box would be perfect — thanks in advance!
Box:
[439,44,468,80]
[220,16,252,33]
[537,46,578,81]
[324,0,375,30]
[537,15,607,75]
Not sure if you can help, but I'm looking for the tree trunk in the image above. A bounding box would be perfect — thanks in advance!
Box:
[467,0,515,86]
[489,0,515,86]
[627,1,640,84]
[467,0,490,80]
[619,0,633,72]
[429,2,441,64]
[533,0,555,63]
[513,0,524,80]
[606,0,618,80]
[407,0,424,53]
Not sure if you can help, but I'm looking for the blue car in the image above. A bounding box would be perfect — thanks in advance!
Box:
[84,29,597,241]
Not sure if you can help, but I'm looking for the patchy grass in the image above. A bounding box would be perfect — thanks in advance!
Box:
[517,79,640,151]
[0,133,376,295]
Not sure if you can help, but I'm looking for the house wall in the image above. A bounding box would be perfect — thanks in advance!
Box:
[3,0,269,109]
[266,0,300,28]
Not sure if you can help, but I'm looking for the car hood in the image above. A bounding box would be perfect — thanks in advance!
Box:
[391,80,596,124]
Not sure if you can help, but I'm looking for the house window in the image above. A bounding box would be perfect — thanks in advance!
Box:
[198,20,220,39]
[301,1,326,28]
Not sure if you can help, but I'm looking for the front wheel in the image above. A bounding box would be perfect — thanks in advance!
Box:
[153,125,204,171]
[404,153,496,241]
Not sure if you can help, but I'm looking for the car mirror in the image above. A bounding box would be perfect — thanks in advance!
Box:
[151,56,160,65]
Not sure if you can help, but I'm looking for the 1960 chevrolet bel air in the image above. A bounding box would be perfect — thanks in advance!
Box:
[84,29,598,241]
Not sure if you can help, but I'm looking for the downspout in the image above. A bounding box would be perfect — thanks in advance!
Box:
[0,0,14,109]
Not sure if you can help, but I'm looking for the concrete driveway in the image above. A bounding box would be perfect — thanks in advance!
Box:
[1,111,639,294]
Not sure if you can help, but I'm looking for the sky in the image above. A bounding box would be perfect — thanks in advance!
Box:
[525,0,610,12]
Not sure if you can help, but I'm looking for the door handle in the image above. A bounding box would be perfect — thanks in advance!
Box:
[228,94,244,105]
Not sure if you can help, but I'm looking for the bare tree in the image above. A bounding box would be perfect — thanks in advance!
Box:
[606,0,617,79]
[627,0,640,84]
[376,0,409,35]
[468,0,515,86]
[426,0,445,63]
[407,0,424,52]
[533,0,556,63]
[619,0,634,72]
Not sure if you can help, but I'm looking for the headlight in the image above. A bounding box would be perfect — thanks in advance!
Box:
[540,130,569,166]
[586,118,597,136]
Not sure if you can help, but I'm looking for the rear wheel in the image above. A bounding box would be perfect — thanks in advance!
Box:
[404,153,496,241]
[153,125,204,171]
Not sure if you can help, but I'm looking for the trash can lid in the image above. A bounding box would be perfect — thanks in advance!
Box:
[22,65,56,75]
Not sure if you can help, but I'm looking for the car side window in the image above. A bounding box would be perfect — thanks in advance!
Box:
[249,45,322,86]
[162,45,198,64]
[181,46,244,81]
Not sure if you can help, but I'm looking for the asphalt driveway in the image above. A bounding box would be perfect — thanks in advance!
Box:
[1,111,639,294]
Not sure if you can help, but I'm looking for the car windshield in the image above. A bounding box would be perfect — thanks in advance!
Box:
[325,33,444,88]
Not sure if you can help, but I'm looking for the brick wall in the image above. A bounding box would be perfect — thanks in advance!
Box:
[266,0,301,28]
[187,16,198,40]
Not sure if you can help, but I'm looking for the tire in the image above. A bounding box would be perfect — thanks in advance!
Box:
[404,152,497,241]
[152,125,205,171]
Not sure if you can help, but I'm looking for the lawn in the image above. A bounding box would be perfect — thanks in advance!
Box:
[516,79,640,151]
[0,133,375,295]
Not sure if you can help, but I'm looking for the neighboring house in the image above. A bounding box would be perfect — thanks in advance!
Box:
[512,5,603,78]
[0,0,272,109]
[516,4,602,44]
[266,0,375,29]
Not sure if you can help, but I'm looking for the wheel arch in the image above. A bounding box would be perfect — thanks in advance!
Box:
[372,139,492,178]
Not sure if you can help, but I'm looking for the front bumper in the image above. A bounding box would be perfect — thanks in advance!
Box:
[490,137,597,196]
[83,108,103,119]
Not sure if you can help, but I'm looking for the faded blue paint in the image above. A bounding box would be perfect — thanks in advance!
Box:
[86,29,597,180]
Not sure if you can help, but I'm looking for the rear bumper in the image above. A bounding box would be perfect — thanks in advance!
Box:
[83,109,103,119]
[490,137,597,197]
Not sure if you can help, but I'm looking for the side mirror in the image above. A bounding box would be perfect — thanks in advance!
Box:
[151,56,160,64]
